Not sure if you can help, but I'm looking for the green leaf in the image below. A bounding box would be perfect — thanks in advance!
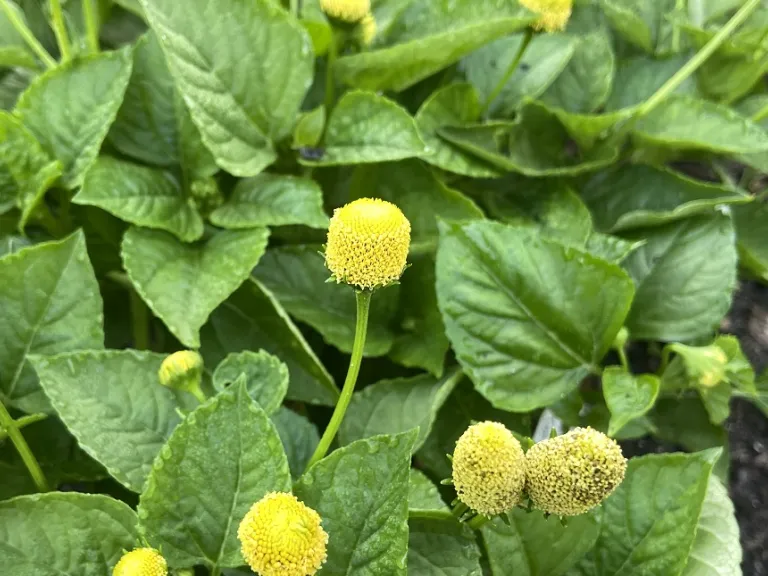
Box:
[252,245,399,357]
[334,2,534,92]
[408,511,482,576]
[602,367,660,437]
[482,509,599,576]
[138,381,291,570]
[122,226,269,348]
[31,350,185,492]
[0,231,104,413]
[0,493,138,576]
[201,278,338,406]
[409,469,448,511]
[0,1,36,69]
[570,450,718,576]
[622,215,737,342]
[294,431,417,576]
[632,95,768,154]
[209,173,328,230]
[212,350,288,415]
[292,105,326,149]
[581,165,751,233]
[649,397,728,457]
[436,220,634,412]
[338,369,463,452]
[75,157,204,242]
[14,49,133,188]
[271,406,319,480]
[605,54,695,112]
[139,0,314,176]
[601,0,683,55]
[732,201,768,282]
[681,477,742,576]
[415,83,502,177]
[300,91,426,166]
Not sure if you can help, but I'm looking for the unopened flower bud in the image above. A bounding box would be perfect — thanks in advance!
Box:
[320,0,370,23]
[113,548,167,576]
[158,350,205,403]
[520,0,572,32]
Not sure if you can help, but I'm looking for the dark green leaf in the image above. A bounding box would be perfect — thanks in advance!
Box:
[602,367,660,437]
[602,0,683,55]
[732,201,768,282]
[212,350,289,415]
[408,511,482,576]
[409,469,448,511]
[605,54,695,112]
[271,406,319,480]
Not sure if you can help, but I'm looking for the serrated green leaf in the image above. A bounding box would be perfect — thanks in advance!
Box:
[138,381,291,569]
[122,226,269,348]
[14,49,133,188]
[294,430,417,576]
[212,350,288,415]
[300,91,425,166]
[602,367,660,437]
[31,350,185,492]
[0,231,104,413]
[253,245,399,357]
[436,219,634,412]
[139,0,313,176]
[338,369,463,452]
[74,156,204,242]
[0,493,138,576]
[482,509,599,576]
[209,173,328,230]
[622,215,737,342]
[581,165,751,233]
[408,511,482,576]
[409,469,448,511]
[732,201,768,282]
[271,406,319,480]
[201,278,339,406]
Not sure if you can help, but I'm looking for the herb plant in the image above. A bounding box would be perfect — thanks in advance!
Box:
[0,0,765,575]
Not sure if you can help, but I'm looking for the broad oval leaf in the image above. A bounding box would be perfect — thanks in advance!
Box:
[602,367,660,437]
[732,201,768,282]
[409,469,448,512]
[436,220,634,412]
[271,406,319,481]
[408,511,482,576]
[212,350,289,415]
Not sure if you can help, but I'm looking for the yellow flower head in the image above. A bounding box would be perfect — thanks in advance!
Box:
[320,0,370,22]
[525,427,626,516]
[158,350,203,392]
[238,492,328,576]
[113,548,167,576]
[357,13,377,46]
[451,421,526,516]
[325,198,411,290]
[520,0,572,32]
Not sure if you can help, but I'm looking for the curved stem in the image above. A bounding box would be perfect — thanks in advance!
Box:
[49,0,72,62]
[617,347,629,372]
[0,401,50,492]
[0,0,56,68]
[305,290,371,470]
[480,29,533,118]
[82,0,99,54]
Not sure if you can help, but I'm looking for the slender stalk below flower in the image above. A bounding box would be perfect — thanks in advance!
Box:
[305,290,371,470]
[467,514,489,530]
[0,0,56,68]
[82,0,99,54]
[480,28,534,118]
[0,400,50,492]
[49,0,72,61]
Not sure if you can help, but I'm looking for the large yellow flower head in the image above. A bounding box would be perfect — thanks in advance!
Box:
[520,0,572,32]
[451,421,526,516]
[158,350,203,392]
[325,198,411,290]
[525,427,626,516]
[320,0,370,22]
[238,492,328,576]
[113,548,167,576]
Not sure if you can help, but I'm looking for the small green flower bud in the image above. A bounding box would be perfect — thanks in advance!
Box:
[190,176,223,214]
[669,343,728,388]
[158,351,205,403]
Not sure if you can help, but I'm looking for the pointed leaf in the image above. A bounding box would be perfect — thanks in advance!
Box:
[212,350,289,415]
[271,406,319,481]
[603,367,660,437]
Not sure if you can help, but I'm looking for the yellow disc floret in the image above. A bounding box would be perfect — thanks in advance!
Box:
[525,427,626,516]
[320,0,370,22]
[357,13,377,46]
[519,0,572,32]
[325,198,411,290]
[238,492,328,576]
[451,421,526,516]
[113,548,167,576]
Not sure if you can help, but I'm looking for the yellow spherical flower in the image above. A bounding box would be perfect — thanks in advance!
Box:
[238,492,328,576]
[452,421,526,516]
[320,0,370,22]
[525,427,626,516]
[158,350,203,392]
[520,0,572,32]
[325,198,411,290]
[113,548,167,576]
[357,13,377,46]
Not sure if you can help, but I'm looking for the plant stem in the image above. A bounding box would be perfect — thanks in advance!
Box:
[617,347,630,372]
[480,29,533,118]
[467,515,489,530]
[0,401,50,492]
[49,0,72,62]
[130,290,150,351]
[0,0,56,68]
[305,290,371,470]
[289,0,298,17]
[0,413,47,442]
[210,566,221,576]
[82,0,99,54]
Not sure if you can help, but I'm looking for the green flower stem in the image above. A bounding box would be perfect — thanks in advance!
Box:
[480,28,534,118]
[306,289,371,470]
[130,289,150,351]
[617,347,630,372]
[49,0,72,62]
[0,412,47,441]
[82,0,100,54]
[0,0,56,68]
[0,401,50,492]
[451,501,469,520]
[467,514,489,530]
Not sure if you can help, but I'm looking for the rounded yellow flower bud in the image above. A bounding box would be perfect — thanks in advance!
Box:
[451,421,526,517]
[320,0,370,23]
[158,350,203,391]
[325,198,411,290]
[238,492,328,576]
[113,548,167,576]
[357,13,377,46]
[525,427,627,516]
[520,0,572,32]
